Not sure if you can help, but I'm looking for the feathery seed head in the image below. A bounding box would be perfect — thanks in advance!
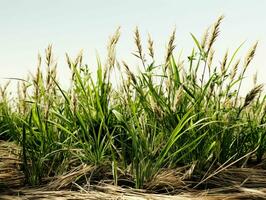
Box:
[207,15,224,53]
[133,27,146,65]
[243,84,263,108]
[230,59,240,80]
[107,27,121,70]
[244,42,258,69]
[148,34,154,59]
[0,81,10,99]
[45,45,53,67]
[171,87,183,112]
[201,27,210,50]
[165,28,176,64]
[221,50,228,74]
[122,61,137,84]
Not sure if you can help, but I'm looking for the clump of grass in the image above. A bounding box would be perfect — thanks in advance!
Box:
[0,16,265,190]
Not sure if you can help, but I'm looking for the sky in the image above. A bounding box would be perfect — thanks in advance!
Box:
[0,0,266,93]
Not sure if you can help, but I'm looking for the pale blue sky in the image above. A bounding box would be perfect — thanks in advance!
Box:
[0,0,266,92]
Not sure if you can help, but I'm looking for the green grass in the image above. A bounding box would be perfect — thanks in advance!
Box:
[0,16,265,189]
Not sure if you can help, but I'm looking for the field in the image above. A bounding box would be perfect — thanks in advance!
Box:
[1,16,266,199]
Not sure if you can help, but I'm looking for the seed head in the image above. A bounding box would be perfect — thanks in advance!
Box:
[221,50,228,74]
[107,27,120,70]
[243,84,263,108]
[165,28,176,64]
[207,15,224,53]
[122,61,137,84]
[201,27,210,50]
[230,59,240,80]
[147,34,154,59]
[133,27,146,65]
[244,42,258,70]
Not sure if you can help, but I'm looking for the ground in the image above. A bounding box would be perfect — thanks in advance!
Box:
[1,140,266,200]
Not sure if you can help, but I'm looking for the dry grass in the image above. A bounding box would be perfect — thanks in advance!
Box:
[1,141,266,199]
[44,164,95,190]
[1,185,266,200]
[0,140,24,189]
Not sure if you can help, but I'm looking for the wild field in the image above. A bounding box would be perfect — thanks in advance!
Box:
[1,16,266,198]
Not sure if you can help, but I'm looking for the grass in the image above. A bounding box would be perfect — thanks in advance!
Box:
[0,16,266,191]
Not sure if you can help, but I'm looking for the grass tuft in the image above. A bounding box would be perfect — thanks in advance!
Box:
[0,16,265,191]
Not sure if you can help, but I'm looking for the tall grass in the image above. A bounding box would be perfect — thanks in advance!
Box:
[0,16,265,189]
